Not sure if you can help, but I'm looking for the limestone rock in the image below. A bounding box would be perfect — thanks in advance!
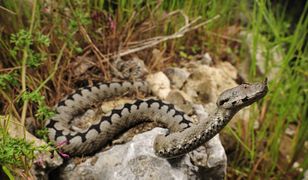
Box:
[183,62,238,104]
[146,72,171,99]
[303,169,308,180]
[166,90,193,114]
[200,53,213,66]
[59,128,226,180]
[164,67,190,89]
[188,135,227,180]
[189,105,227,179]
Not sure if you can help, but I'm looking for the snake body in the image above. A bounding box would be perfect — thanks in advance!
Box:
[46,79,268,158]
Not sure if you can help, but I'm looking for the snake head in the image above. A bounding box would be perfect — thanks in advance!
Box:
[216,79,268,110]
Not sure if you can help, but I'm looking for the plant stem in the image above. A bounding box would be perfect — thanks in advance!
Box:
[35,43,67,93]
[20,0,37,139]
[29,0,37,33]
[20,49,28,139]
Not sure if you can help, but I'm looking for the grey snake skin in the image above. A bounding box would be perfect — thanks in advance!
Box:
[45,79,268,158]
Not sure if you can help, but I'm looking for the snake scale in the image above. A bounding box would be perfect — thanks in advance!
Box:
[45,79,268,158]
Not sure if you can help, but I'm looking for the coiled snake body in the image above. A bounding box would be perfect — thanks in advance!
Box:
[46,80,268,158]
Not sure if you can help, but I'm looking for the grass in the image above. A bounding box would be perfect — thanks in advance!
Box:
[250,1,307,178]
[0,0,307,179]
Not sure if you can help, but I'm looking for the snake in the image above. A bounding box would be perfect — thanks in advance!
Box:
[45,79,268,158]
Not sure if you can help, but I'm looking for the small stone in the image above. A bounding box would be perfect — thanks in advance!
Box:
[303,169,308,180]
[26,117,36,134]
[192,104,210,121]
[253,120,260,130]
[292,162,300,169]
[200,53,213,65]
[164,67,190,89]
[146,72,171,99]
[166,90,193,113]
[285,124,296,136]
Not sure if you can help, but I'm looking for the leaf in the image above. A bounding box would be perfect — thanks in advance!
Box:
[179,51,188,58]
[2,166,15,180]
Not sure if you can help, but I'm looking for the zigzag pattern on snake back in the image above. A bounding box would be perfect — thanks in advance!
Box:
[45,79,268,158]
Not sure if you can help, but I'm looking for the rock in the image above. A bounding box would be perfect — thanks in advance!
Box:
[59,127,226,180]
[218,62,238,80]
[189,105,227,180]
[33,152,63,180]
[303,169,308,180]
[182,61,253,138]
[183,62,238,104]
[166,90,193,113]
[164,67,190,89]
[192,104,210,121]
[26,117,37,134]
[285,124,296,136]
[189,135,226,180]
[200,53,213,66]
[146,72,171,99]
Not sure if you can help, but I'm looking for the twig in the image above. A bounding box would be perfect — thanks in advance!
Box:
[0,66,22,72]
[107,14,220,59]
[79,26,109,63]
[206,31,242,43]
[35,43,67,93]
[0,5,16,15]
[79,25,112,79]
[0,90,20,120]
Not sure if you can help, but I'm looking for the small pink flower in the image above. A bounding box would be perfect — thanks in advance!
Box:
[58,151,70,158]
[56,140,68,147]
[108,16,116,32]
[49,140,70,159]
[35,155,45,167]
[50,151,54,159]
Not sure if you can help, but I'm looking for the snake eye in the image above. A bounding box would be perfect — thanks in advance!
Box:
[218,98,229,106]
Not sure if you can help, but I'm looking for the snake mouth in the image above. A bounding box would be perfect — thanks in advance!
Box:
[256,78,268,98]
[240,78,268,107]
[245,88,267,106]
[252,79,268,97]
